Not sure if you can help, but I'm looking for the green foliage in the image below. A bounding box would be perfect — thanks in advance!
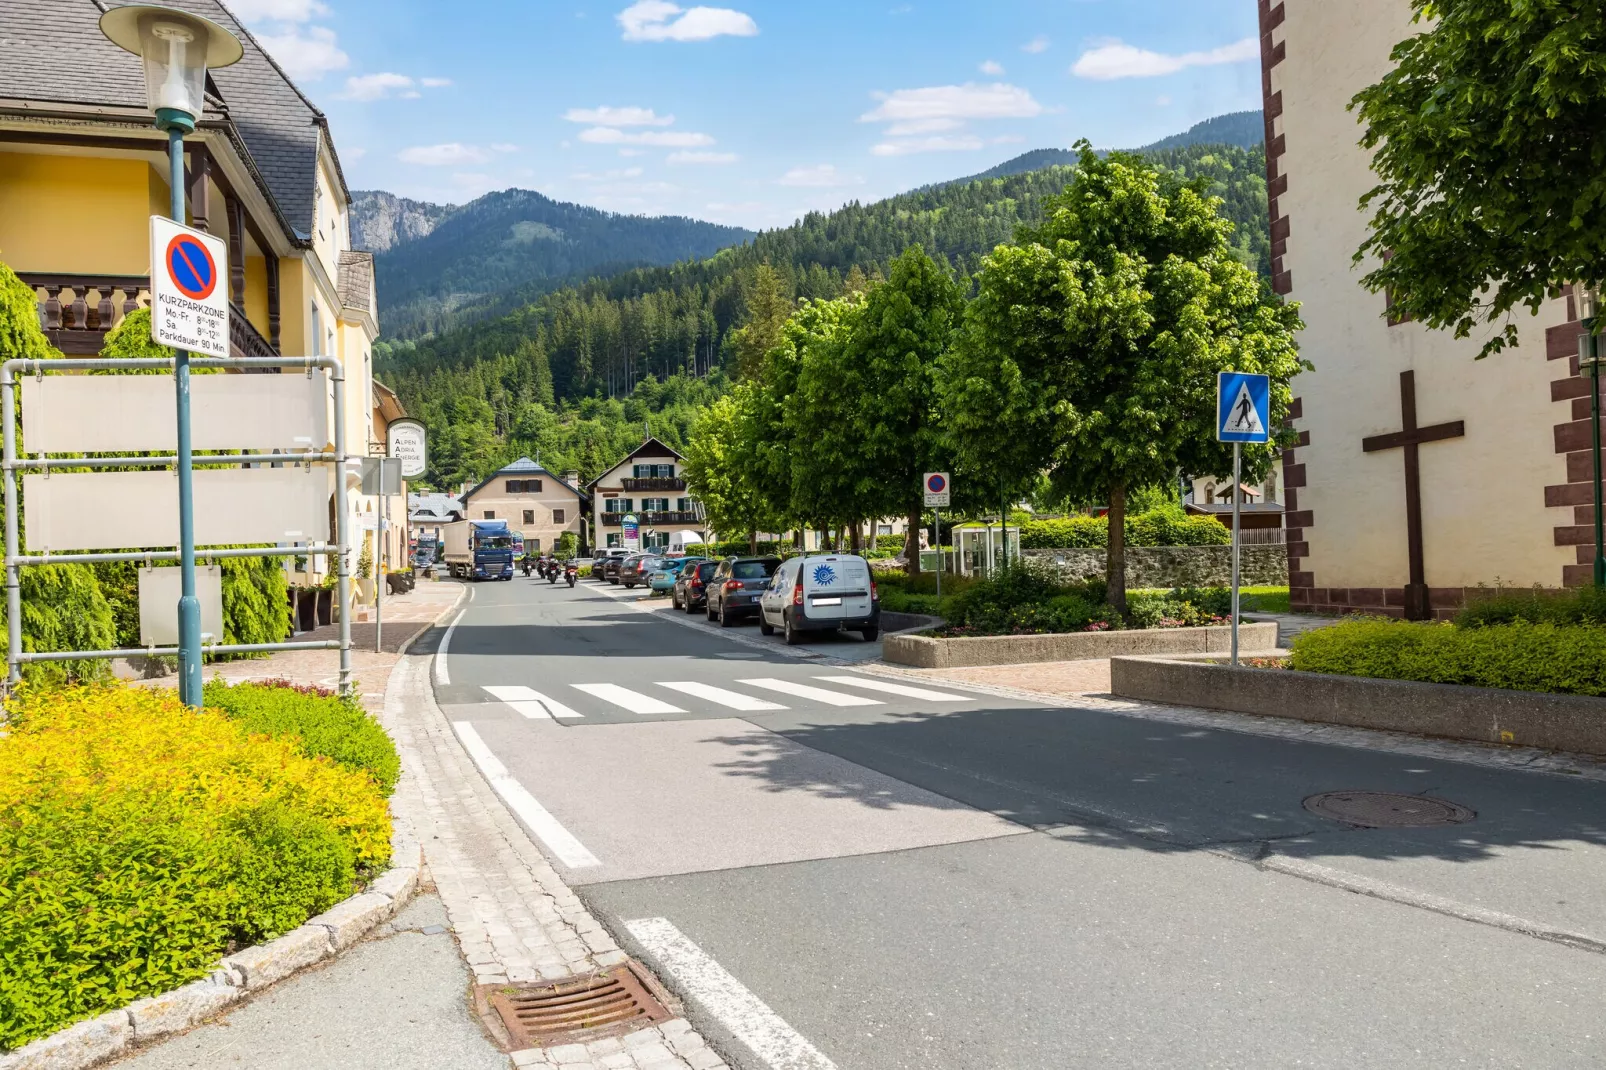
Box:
[202,679,401,795]
[1239,585,1291,614]
[220,555,291,647]
[1019,510,1231,549]
[1289,617,1606,695]
[1351,0,1606,358]
[554,532,578,560]
[681,390,784,540]
[98,308,173,362]
[0,260,58,366]
[358,533,373,580]
[1454,584,1606,628]
[0,565,118,686]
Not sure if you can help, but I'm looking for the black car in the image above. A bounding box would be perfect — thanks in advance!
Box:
[598,551,630,583]
[619,553,662,589]
[673,560,721,613]
[705,556,781,626]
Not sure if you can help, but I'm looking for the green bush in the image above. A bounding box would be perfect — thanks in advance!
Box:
[1290,617,1606,695]
[1020,509,1230,549]
[1455,584,1606,628]
[3,564,118,686]
[203,679,401,795]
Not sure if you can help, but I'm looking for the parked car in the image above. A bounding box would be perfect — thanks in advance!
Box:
[595,549,630,583]
[673,560,721,613]
[760,554,880,645]
[651,556,701,596]
[619,553,664,589]
[706,556,781,626]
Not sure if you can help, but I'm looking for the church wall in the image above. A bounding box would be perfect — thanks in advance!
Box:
[1270,0,1574,614]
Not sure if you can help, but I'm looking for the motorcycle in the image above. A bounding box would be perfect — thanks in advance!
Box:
[521,557,532,577]
[565,564,577,588]
[547,559,559,584]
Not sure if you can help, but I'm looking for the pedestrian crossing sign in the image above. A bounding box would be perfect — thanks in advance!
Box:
[1217,371,1271,443]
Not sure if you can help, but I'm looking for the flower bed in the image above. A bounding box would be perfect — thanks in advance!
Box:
[0,681,395,1052]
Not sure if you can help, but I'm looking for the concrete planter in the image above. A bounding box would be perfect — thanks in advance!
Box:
[883,621,1278,669]
[1108,656,1606,757]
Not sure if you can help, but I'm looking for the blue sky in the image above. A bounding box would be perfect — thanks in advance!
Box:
[231,0,1263,230]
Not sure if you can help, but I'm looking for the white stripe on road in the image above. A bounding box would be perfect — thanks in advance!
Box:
[483,685,585,720]
[813,675,968,702]
[624,917,837,1070]
[656,681,787,711]
[571,683,685,715]
[435,606,466,685]
[452,721,600,869]
[737,678,883,707]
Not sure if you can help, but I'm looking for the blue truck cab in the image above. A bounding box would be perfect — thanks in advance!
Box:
[444,519,516,581]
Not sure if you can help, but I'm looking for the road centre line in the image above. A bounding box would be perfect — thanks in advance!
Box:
[572,682,686,715]
[814,675,967,702]
[657,681,788,711]
[738,678,883,707]
[483,685,585,720]
[451,721,601,868]
[624,917,838,1070]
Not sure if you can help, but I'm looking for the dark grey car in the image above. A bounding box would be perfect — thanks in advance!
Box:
[705,557,781,626]
[673,560,720,613]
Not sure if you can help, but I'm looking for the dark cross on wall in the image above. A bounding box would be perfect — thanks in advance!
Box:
[1362,370,1465,620]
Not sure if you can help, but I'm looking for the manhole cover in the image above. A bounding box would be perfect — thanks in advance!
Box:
[1303,791,1475,829]
[479,964,672,1049]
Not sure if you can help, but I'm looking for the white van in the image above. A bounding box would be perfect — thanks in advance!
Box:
[759,554,880,645]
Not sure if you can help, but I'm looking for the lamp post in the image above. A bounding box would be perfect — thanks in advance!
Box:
[1581,287,1605,587]
[100,6,243,706]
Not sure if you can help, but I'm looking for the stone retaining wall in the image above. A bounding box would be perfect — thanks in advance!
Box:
[1109,656,1606,757]
[883,622,1278,669]
[1021,545,1287,588]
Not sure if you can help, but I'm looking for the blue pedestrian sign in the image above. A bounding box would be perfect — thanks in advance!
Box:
[1217,372,1271,443]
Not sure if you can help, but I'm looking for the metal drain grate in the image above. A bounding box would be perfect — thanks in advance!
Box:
[1303,791,1475,829]
[482,964,672,1049]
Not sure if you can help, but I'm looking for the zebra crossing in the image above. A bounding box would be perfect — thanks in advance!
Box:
[479,674,972,721]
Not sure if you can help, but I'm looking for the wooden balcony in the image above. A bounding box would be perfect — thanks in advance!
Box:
[622,476,686,492]
[21,273,277,360]
[601,510,703,527]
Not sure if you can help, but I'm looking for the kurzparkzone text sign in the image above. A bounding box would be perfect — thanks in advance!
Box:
[150,216,230,358]
[923,472,951,508]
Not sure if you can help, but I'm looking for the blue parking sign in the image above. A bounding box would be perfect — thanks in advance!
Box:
[1217,372,1271,443]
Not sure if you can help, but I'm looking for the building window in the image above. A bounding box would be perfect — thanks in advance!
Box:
[607,533,622,548]
[523,509,535,524]
[310,304,322,355]
[529,538,541,552]
[676,497,692,512]
[604,498,633,514]
[483,510,495,520]
[507,479,542,493]
[642,498,669,512]
[552,508,566,525]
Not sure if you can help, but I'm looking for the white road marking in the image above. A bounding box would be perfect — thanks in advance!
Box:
[737,678,883,707]
[657,681,787,711]
[813,675,968,702]
[452,721,600,868]
[624,917,838,1070]
[571,683,685,715]
[434,606,466,685]
[483,685,585,720]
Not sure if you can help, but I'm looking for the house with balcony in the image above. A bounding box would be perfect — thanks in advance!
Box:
[586,436,706,550]
[464,458,586,555]
[2,0,383,567]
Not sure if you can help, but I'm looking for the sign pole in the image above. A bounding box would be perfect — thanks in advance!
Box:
[935,508,942,600]
[168,126,203,708]
[1231,442,1242,667]
[375,455,384,654]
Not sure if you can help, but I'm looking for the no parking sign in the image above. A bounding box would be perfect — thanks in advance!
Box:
[923,472,950,508]
[150,216,230,358]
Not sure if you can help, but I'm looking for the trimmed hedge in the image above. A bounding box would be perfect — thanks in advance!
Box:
[1290,617,1606,695]
[202,679,401,795]
[0,682,391,1051]
[1020,510,1230,549]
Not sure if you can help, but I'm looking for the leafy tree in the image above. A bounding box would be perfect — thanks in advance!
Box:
[785,294,872,537]
[941,145,1304,613]
[682,389,782,551]
[1351,0,1606,357]
[729,264,793,381]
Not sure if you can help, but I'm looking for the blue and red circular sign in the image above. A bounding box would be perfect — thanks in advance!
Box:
[164,234,218,301]
[926,474,947,494]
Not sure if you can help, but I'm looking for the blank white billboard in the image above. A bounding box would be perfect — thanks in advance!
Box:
[138,565,225,646]
[24,467,330,551]
[20,371,328,453]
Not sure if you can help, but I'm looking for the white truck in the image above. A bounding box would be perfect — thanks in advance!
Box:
[442,519,515,581]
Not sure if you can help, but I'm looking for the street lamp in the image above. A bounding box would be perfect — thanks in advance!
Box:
[1580,286,1604,587]
[100,5,243,707]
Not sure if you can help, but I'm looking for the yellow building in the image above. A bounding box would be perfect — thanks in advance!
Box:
[1,0,385,587]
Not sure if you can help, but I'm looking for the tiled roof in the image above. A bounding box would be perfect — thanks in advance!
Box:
[338,251,374,315]
[1,1,331,240]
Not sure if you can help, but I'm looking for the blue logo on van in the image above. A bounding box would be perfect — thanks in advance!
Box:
[811,563,837,587]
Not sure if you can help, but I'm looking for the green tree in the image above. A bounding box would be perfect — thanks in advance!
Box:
[728,264,793,381]
[682,388,782,552]
[785,294,871,538]
[941,146,1304,612]
[1351,0,1606,357]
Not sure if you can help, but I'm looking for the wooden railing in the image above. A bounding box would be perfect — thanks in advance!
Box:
[21,273,277,360]
[622,476,686,492]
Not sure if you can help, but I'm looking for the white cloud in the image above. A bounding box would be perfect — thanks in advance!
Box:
[562,106,676,127]
[668,151,739,164]
[579,127,715,147]
[420,77,453,88]
[617,1,758,42]
[861,83,1043,123]
[228,0,329,21]
[1021,35,1050,54]
[979,59,1004,76]
[777,164,861,188]
[491,143,520,153]
[398,143,491,166]
[1071,37,1258,80]
[339,72,419,101]
[574,167,645,181]
[254,25,349,80]
[885,117,963,136]
[871,135,985,157]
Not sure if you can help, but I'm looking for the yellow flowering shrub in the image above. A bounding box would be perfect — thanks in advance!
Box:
[0,683,392,1051]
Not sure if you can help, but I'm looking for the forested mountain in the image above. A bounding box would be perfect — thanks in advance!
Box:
[368,188,754,338]
[378,142,1271,491]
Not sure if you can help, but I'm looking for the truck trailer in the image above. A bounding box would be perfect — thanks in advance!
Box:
[442,519,516,581]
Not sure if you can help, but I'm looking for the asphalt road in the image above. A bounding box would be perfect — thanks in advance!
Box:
[427,574,1606,1069]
